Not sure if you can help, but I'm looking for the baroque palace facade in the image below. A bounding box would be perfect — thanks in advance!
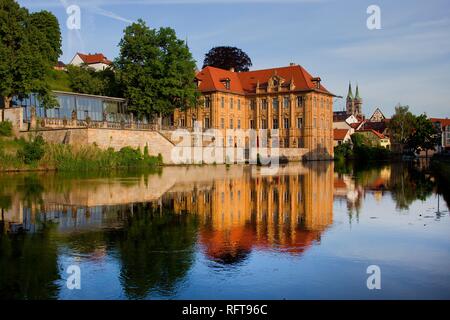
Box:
[173,64,335,159]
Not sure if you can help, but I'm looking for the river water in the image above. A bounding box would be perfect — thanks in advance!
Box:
[0,162,449,299]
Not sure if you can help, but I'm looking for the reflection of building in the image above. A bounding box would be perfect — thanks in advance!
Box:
[333,166,391,215]
[168,164,334,263]
[174,64,335,158]
[1,164,334,264]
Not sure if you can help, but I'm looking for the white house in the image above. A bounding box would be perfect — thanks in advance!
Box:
[69,52,112,71]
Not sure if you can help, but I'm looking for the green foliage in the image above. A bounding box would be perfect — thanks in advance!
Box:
[203,46,253,72]
[47,69,72,92]
[0,121,13,136]
[117,147,143,167]
[17,135,46,164]
[334,134,390,163]
[42,144,162,171]
[407,114,440,155]
[351,133,391,161]
[389,106,440,155]
[66,65,117,96]
[334,141,353,162]
[0,0,61,108]
[43,144,118,171]
[115,20,199,118]
[388,105,416,150]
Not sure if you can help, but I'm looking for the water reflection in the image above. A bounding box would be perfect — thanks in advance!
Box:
[0,162,448,299]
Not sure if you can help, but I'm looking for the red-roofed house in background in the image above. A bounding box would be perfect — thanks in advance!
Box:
[173,64,336,160]
[69,52,112,71]
[431,118,450,153]
[333,129,352,147]
[356,129,391,149]
[54,61,67,71]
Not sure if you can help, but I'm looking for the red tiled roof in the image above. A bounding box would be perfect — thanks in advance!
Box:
[360,121,388,133]
[430,118,450,127]
[77,53,112,65]
[334,129,350,140]
[196,65,332,95]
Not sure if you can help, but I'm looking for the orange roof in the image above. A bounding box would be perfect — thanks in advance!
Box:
[77,53,112,65]
[334,129,350,140]
[196,65,332,95]
[430,118,450,127]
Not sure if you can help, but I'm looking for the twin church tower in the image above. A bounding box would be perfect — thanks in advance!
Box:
[346,82,363,117]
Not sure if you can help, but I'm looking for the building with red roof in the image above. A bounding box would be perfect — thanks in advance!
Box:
[174,63,336,160]
[355,129,391,149]
[430,118,450,152]
[69,52,112,71]
[333,128,351,146]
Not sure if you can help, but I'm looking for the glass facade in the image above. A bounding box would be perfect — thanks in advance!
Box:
[12,92,127,123]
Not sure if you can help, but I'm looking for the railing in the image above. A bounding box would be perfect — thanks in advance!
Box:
[31,117,164,131]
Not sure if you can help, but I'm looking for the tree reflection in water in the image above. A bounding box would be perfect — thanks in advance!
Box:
[106,203,199,299]
[0,225,60,300]
[0,161,448,300]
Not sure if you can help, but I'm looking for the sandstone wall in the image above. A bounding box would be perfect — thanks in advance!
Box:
[2,108,25,135]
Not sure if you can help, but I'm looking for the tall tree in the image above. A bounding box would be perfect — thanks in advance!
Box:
[0,0,61,109]
[388,104,415,152]
[203,46,252,72]
[115,20,199,119]
[407,114,439,157]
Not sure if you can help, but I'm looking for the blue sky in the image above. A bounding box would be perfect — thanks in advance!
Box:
[19,0,450,117]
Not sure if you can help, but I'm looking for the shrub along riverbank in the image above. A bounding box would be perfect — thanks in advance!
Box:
[334,133,391,164]
[0,131,163,172]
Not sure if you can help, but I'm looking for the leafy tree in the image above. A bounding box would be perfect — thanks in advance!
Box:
[66,65,121,97]
[388,105,415,152]
[0,0,61,109]
[406,114,439,157]
[203,46,252,72]
[115,20,199,120]
[66,65,105,96]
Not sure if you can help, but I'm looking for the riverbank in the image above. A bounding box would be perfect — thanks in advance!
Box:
[0,135,163,172]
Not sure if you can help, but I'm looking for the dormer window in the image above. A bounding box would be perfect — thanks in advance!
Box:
[220,78,231,90]
[194,78,202,88]
[311,77,321,89]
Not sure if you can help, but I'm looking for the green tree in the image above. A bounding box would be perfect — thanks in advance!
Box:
[407,114,439,157]
[115,20,199,120]
[0,0,61,109]
[66,65,105,96]
[388,104,416,153]
[203,46,253,72]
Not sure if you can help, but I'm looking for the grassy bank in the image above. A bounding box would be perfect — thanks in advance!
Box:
[0,133,163,172]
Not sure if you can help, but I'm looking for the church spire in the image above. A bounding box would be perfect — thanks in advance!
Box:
[355,84,361,100]
[347,82,353,100]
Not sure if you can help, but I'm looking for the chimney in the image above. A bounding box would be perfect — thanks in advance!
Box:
[229,67,235,72]
[289,62,296,66]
